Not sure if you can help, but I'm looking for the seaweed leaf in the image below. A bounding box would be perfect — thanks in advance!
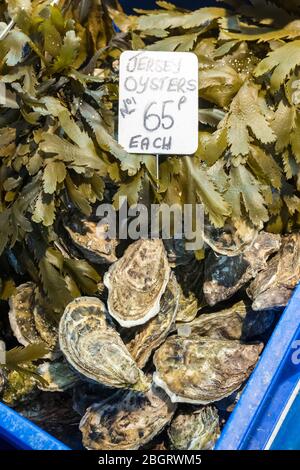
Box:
[228,165,269,226]
[6,343,49,366]
[226,82,275,157]
[254,40,300,91]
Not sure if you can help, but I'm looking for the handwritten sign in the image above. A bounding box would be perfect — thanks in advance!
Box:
[118,51,199,155]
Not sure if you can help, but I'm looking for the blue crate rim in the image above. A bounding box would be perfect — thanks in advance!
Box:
[0,401,70,450]
[215,283,300,450]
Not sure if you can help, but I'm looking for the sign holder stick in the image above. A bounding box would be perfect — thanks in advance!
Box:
[156,154,160,191]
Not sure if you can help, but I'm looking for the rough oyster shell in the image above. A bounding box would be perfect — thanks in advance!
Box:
[80,386,176,450]
[9,283,41,346]
[176,285,199,323]
[153,335,263,404]
[65,218,118,264]
[59,297,150,392]
[248,233,300,310]
[204,232,281,306]
[174,258,204,322]
[163,238,195,267]
[104,239,171,327]
[0,341,5,394]
[127,273,180,368]
[37,360,80,392]
[177,300,275,341]
[8,283,59,358]
[33,291,59,353]
[203,221,258,256]
[168,406,220,450]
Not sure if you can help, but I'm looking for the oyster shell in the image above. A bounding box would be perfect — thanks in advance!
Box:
[203,221,258,256]
[80,386,176,450]
[65,217,118,264]
[177,300,275,341]
[9,283,41,346]
[168,406,220,450]
[204,232,281,306]
[37,360,80,392]
[59,297,150,391]
[33,291,59,353]
[9,283,59,358]
[174,258,204,322]
[0,341,5,394]
[104,239,171,327]
[176,285,199,323]
[248,233,300,310]
[127,273,180,368]
[163,238,194,267]
[153,335,263,404]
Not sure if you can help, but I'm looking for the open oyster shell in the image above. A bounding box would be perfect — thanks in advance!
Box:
[248,233,300,310]
[37,360,80,392]
[65,217,118,265]
[168,406,220,450]
[59,297,150,392]
[104,239,171,327]
[177,300,275,341]
[153,335,263,404]
[204,232,281,306]
[9,283,59,358]
[127,273,180,368]
[80,386,176,450]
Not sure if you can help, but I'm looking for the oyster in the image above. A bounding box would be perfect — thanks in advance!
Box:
[9,283,59,358]
[203,221,258,256]
[0,341,5,394]
[9,283,42,346]
[80,386,176,450]
[127,273,179,368]
[59,297,150,391]
[104,239,171,327]
[0,369,5,395]
[248,233,300,310]
[37,360,80,392]
[65,217,118,264]
[168,406,220,450]
[175,258,204,322]
[163,238,195,267]
[176,286,199,323]
[177,301,275,341]
[153,336,263,404]
[204,232,281,306]
[33,290,59,354]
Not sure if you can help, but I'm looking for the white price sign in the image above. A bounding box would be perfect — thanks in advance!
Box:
[118,51,199,155]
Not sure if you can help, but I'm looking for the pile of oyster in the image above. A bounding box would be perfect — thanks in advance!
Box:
[2,227,300,450]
